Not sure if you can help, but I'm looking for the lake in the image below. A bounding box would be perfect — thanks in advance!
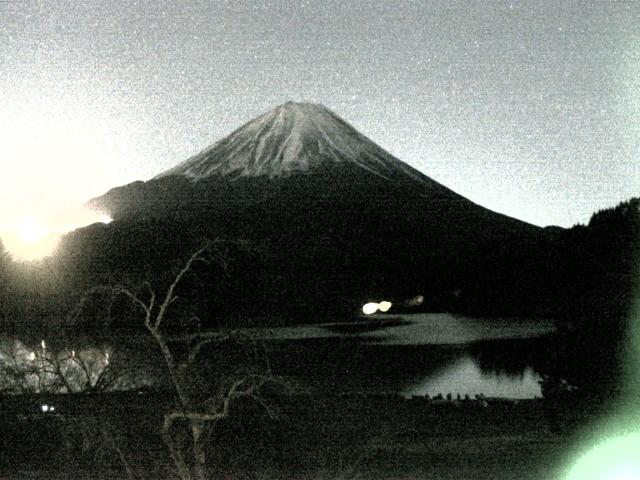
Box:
[0,313,555,399]
[264,313,555,399]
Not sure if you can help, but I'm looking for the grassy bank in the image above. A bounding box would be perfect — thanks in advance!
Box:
[0,392,594,480]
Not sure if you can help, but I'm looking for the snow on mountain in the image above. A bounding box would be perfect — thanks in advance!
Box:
[155,102,433,186]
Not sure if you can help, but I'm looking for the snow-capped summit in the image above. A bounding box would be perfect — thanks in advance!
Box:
[155,101,428,184]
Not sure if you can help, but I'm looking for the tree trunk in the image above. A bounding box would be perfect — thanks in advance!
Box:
[191,420,208,480]
[163,415,194,480]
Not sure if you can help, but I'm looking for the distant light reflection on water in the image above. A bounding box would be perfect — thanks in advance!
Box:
[402,356,542,399]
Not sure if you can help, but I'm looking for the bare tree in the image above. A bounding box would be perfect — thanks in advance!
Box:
[80,242,277,480]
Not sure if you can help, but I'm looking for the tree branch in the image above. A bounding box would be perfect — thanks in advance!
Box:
[155,243,212,330]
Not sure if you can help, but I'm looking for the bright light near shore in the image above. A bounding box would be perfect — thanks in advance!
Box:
[362,301,392,315]
[378,301,392,312]
[362,303,379,315]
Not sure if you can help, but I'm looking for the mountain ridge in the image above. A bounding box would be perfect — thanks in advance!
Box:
[155,102,444,190]
[94,102,537,231]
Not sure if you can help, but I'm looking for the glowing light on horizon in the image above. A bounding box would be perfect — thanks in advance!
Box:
[16,217,48,245]
[378,301,392,312]
[2,208,113,261]
[0,101,128,262]
[56,213,113,234]
[362,302,379,315]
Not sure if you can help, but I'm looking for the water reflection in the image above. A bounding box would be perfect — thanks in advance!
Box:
[265,335,552,398]
[402,356,541,399]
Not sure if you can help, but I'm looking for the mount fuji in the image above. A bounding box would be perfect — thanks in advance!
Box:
[67,102,545,324]
[90,102,527,224]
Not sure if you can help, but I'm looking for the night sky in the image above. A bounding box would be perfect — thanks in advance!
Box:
[1,0,638,233]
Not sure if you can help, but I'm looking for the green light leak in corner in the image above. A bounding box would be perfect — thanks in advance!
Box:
[562,256,640,480]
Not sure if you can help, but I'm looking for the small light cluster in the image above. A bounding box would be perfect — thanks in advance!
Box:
[362,301,392,315]
[40,404,55,413]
